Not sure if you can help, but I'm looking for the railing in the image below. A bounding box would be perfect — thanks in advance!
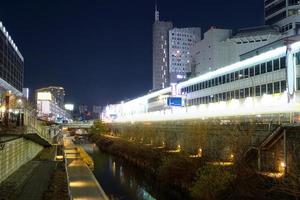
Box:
[23,109,53,143]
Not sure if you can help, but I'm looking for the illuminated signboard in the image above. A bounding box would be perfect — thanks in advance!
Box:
[167,97,183,106]
[64,104,74,111]
[37,92,52,101]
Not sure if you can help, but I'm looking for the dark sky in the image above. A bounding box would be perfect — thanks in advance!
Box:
[0,0,264,107]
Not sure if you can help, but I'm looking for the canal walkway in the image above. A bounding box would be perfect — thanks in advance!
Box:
[64,136,108,200]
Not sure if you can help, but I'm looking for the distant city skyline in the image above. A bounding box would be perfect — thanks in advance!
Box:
[0,0,264,106]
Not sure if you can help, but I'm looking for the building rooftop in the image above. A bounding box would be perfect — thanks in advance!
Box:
[229,25,281,44]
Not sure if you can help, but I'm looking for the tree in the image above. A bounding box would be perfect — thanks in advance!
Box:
[89,119,108,135]
[191,165,236,200]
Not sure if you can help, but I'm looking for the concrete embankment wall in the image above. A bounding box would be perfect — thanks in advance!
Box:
[0,138,43,183]
[109,120,276,160]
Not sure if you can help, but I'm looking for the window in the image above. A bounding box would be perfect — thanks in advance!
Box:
[250,67,254,77]
[261,63,266,74]
[215,78,218,86]
[245,88,249,97]
[226,74,230,83]
[296,53,300,65]
[297,78,300,90]
[255,65,260,75]
[208,80,211,88]
[235,71,239,80]
[235,90,239,99]
[273,59,279,71]
[230,91,234,99]
[250,87,254,97]
[255,85,261,96]
[244,68,249,77]
[280,57,286,69]
[267,83,273,94]
[239,70,244,79]
[226,92,230,100]
[274,82,280,93]
[217,93,221,101]
[212,79,215,87]
[222,75,226,84]
[261,84,267,94]
[281,80,286,92]
[219,76,222,85]
[230,73,234,82]
[240,89,245,98]
[267,61,273,72]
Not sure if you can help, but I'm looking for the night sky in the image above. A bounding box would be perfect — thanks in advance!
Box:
[0,0,264,107]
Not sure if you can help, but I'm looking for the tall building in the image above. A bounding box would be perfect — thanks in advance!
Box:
[152,4,173,90]
[265,0,300,35]
[169,27,201,83]
[36,86,65,108]
[0,21,24,96]
[191,26,282,76]
[92,105,102,119]
[36,90,70,122]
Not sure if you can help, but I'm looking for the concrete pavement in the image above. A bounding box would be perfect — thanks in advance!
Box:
[64,136,108,200]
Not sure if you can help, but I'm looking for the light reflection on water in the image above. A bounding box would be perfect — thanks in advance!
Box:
[82,143,157,200]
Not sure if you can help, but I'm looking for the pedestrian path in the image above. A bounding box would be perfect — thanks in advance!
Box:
[0,146,57,200]
[64,137,108,200]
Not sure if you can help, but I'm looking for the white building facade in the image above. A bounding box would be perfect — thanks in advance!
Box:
[265,0,300,35]
[169,27,201,83]
[191,26,282,76]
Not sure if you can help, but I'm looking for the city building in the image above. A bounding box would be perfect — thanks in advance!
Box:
[169,27,201,83]
[152,4,173,90]
[92,105,102,119]
[264,0,300,35]
[36,86,69,122]
[78,105,88,115]
[36,86,65,108]
[103,38,300,122]
[191,26,282,76]
[0,21,24,96]
[22,88,29,100]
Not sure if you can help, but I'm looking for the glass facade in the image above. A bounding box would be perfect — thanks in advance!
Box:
[0,29,24,92]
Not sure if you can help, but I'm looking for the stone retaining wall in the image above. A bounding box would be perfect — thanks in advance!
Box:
[0,137,43,183]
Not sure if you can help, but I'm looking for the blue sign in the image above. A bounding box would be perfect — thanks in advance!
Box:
[167,97,183,106]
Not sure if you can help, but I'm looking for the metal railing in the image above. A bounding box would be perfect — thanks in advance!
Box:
[23,109,52,143]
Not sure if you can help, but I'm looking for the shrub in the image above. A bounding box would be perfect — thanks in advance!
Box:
[191,165,236,200]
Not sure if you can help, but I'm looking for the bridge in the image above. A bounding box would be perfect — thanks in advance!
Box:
[62,121,94,129]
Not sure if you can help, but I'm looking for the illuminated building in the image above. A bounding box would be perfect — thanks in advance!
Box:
[152,3,173,90]
[103,38,300,123]
[191,26,282,76]
[36,86,65,108]
[36,88,70,122]
[169,27,201,83]
[264,0,300,35]
[0,21,24,96]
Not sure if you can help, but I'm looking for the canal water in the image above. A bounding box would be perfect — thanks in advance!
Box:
[82,143,185,200]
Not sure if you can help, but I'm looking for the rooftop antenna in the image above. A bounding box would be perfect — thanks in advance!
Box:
[155,0,159,21]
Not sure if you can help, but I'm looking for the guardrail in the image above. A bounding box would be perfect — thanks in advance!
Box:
[23,109,53,144]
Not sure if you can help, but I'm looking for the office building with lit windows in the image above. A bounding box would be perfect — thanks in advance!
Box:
[0,21,24,96]
[103,38,300,123]
[36,86,65,108]
[152,5,173,90]
[169,27,201,83]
